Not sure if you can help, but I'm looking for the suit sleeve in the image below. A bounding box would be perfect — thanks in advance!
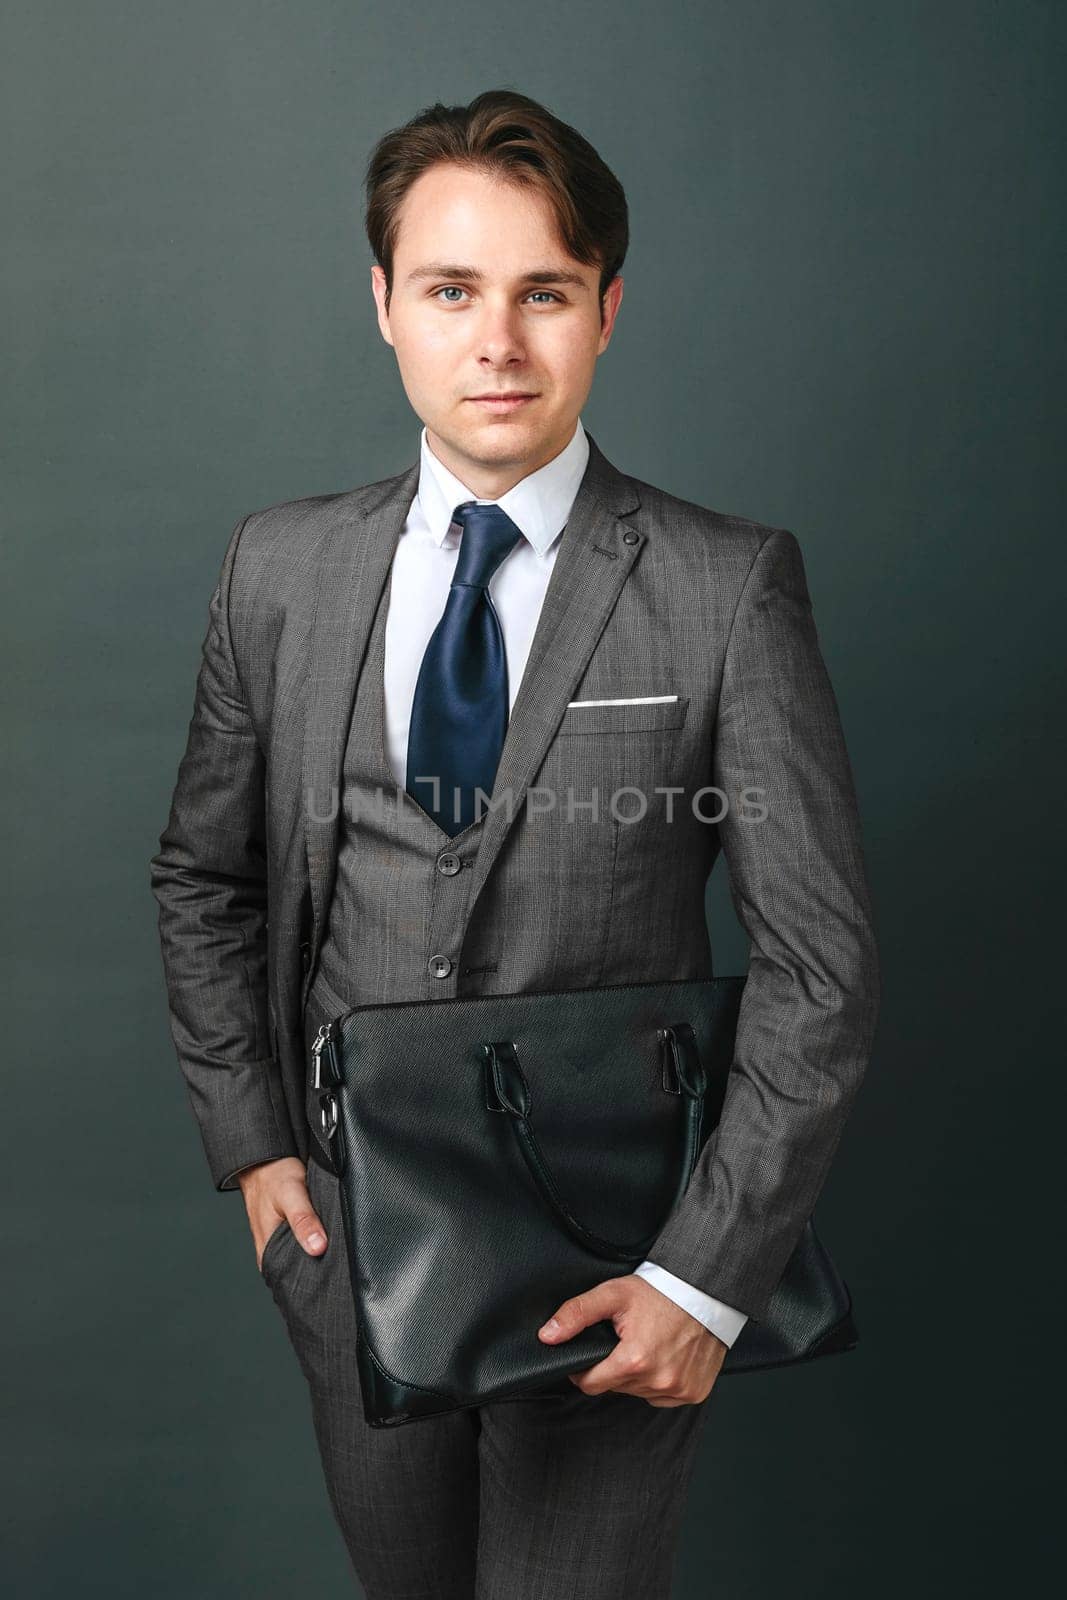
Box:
[644,528,881,1320]
[149,516,299,1191]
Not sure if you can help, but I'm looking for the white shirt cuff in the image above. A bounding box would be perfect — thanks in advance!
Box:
[634,1259,749,1347]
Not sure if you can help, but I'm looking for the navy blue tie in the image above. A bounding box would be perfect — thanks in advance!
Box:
[406,501,525,836]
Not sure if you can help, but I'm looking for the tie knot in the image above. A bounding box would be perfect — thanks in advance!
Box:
[451,501,524,590]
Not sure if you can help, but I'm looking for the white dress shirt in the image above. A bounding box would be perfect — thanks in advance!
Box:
[380,416,749,1350]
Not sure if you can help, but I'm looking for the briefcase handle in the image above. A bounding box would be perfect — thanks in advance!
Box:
[480,1023,707,1264]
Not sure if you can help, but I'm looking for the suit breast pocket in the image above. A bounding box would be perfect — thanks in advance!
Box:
[555,695,690,737]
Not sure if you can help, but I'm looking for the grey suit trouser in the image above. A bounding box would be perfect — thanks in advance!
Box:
[260,1153,713,1599]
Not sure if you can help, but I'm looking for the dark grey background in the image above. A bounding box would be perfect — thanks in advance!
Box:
[3,2,1061,1594]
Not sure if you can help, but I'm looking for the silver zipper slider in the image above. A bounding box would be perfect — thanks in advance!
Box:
[311,1022,333,1090]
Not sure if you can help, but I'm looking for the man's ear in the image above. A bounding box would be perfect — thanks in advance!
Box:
[597,275,624,354]
[370,264,394,348]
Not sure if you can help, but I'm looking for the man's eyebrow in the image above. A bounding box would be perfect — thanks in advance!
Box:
[404,263,590,290]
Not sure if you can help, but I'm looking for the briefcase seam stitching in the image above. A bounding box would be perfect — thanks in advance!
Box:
[359,1332,456,1401]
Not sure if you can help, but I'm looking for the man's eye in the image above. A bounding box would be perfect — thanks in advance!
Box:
[431,287,562,305]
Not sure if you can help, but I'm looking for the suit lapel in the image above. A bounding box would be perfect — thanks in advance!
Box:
[463,432,644,922]
[302,431,645,966]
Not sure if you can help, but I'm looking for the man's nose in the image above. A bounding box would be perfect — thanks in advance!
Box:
[474,301,527,364]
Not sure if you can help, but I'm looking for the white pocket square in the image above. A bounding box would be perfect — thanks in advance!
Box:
[565,694,679,708]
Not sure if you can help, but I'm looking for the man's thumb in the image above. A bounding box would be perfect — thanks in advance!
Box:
[285,1194,328,1255]
[538,1283,621,1341]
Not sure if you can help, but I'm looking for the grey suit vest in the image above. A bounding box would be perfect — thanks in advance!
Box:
[311,564,494,1021]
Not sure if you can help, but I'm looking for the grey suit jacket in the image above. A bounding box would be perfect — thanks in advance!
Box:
[149,431,880,1322]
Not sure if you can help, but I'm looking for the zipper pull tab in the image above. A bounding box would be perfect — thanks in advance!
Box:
[311,1021,338,1090]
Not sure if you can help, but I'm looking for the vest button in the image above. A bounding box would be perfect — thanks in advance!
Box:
[428,954,452,979]
[623,530,639,545]
[436,852,462,876]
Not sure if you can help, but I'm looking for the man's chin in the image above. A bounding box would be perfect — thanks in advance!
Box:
[446,420,548,466]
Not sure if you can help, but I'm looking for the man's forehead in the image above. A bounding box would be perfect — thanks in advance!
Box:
[392,168,595,284]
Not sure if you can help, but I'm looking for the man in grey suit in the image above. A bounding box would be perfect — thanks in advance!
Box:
[151,89,879,1598]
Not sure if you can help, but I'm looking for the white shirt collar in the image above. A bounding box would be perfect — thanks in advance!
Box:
[415,418,590,556]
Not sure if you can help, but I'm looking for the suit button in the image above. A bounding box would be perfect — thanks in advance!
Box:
[436,852,461,876]
[428,954,452,979]
[623,530,639,545]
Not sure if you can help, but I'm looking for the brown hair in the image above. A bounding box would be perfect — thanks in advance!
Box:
[364,89,628,318]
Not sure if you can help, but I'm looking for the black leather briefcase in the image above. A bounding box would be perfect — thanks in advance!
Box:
[309,976,859,1428]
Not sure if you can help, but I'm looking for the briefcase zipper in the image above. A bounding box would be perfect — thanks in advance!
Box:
[311,1020,342,1142]
[311,1020,341,1090]
[317,973,734,1030]
[309,977,735,1092]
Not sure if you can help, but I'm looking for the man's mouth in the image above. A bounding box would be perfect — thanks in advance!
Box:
[467,394,538,412]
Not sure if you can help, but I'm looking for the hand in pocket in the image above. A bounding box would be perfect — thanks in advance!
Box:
[237,1156,328,1271]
